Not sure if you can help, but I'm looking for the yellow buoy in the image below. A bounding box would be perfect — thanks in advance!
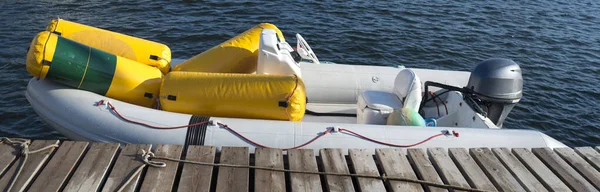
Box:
[160,71,306,121]
[46,19,171,74]
[26,31,163,107]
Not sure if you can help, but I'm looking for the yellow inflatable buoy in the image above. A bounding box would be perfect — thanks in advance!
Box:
[173,23,286,73]
[46,19,171,74]
[160,71,306,121]
[26,31,163,107]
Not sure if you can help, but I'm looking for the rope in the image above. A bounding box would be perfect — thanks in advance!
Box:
[115,148,165,192]
[220,122,455,149]
[103,99,473,190]
[285,74,299,101]
[1,136,485,192]
[217,123,334,151]
[101,100,457,149]
[100,100,209,129]
[338,128,452,148]
[0,137,59,192]
[140,153,492,192]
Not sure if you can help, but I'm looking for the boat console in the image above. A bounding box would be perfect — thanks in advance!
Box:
[257,29,302,77]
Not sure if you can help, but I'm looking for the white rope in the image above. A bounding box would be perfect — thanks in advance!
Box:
[115,148,166,192]
[150,155,491,192]
[0,138,491,192]
[0,137,58,192]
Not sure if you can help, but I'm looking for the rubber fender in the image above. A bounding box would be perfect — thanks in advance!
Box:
[160,71,306,121]
[173,23,286,73]
[46,19,171,74]
[26,31,163,107]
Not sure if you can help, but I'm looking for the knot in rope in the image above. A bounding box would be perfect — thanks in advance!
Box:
[0,137,31,156]
[140,149,166,168]
[0,137,58,192]
[116,149,166,192]
[19,142,29,156]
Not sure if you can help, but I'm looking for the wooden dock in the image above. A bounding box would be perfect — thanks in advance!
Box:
[1,139,599,192]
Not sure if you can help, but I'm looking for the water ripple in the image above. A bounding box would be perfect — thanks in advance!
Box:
[1,0,599,146]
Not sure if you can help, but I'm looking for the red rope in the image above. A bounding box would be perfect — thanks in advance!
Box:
[286,74,299,101]
[101,100,335,149]
[338,128,448,148]
[218,123,333,151]
[103,100,208,129]
[221,125,451,149]
[101,100,454,149]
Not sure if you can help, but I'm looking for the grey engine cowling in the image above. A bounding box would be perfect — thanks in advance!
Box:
[466,58,523,127]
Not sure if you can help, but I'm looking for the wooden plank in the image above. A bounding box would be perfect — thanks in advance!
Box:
[254,148,285,192]
[63,142,120,192]
[348,149,385,192]
[555,148,600,190]
[102,144,151,192]
[139,144,183,192]
[512,148,571,192]
[447,148,496,191]
[320,148,354,192]
[0,139,59,192]
[469,148,525,192]
[530,148,595,192]
[491,148,547,192]
[574,147,600,171]
[375,148,423,192]
[178,146,216,192]
[0,139,29,177]
[288,149,322,192]
[407,148,446,192]
[427,148,471,191]
[28,141,88,192]
[215,146,249,192]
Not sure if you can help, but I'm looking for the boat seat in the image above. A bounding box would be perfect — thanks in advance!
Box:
[357,90,403,124]
[387,68,424,126]
[393,68,422,112]
[357,68,423,125]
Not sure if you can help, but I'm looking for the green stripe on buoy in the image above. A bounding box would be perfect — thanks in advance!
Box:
[79,46,116,95]
[46,36,116,95]
[46,37,87,88]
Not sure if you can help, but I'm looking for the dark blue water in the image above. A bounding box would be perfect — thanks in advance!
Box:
[1,1,599,146]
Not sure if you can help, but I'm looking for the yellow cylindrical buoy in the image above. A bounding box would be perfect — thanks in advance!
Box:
[160,71,306,121]
[46,19,171,74]
[173,23,286,73]
[26,31,163,107]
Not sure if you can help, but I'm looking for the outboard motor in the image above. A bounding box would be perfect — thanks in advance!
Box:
[466,58,523,127]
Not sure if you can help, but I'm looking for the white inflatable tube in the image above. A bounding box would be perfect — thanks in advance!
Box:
[299,62,471,104]
[27,78,567,154]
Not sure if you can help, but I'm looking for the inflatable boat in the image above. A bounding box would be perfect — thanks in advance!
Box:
[25,20,567,153]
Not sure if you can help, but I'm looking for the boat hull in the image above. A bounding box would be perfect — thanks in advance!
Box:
[26,77,567,153]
